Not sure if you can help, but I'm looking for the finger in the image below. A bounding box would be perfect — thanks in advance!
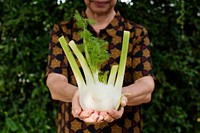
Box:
[72,91,82,117]
[99,111,107,118]
[82,112,99,124]
[108,107,124,120]
[121,96,128,107]
[100,111,114,123]
[72,109,81,118]
[79,109,94,120]
[105,116,114,123]
[97,115,104,123]
[104,114,114,123]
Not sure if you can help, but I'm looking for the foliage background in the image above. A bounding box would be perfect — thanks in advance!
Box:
[0,0,199,132]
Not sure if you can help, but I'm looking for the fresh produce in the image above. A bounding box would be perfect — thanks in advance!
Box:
[58,11,130,111]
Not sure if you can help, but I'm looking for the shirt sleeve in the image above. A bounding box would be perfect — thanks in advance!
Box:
[132,26,154,80]
[46,24,69,77]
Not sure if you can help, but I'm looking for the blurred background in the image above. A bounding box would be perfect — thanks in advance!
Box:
[0,0,199,132]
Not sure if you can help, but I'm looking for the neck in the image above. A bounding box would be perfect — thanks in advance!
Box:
[85,9,116,34]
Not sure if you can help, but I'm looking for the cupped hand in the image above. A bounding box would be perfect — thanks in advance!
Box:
[72,90,103,124]
[72,91,128,123]
[100,95,128,122]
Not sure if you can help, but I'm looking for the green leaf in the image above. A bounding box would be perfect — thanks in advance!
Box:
[73,10,110,75]
[5,117,18,131]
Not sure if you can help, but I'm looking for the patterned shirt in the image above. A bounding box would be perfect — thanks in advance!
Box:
[46,11,153,133]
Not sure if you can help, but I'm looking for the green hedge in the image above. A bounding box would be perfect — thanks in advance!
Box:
[0,0,199,132]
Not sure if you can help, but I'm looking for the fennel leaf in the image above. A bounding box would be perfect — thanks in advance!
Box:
[74,11,110,80]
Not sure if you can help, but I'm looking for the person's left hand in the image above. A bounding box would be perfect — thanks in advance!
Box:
[99,96,127,122]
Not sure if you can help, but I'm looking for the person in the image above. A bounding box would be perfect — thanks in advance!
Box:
[46,0,155,132]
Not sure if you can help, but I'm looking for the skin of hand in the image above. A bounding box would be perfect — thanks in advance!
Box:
[71,90,128,123]
[46,73,78,102]
[122,76,155,106]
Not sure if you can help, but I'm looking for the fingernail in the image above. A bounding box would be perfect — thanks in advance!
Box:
[99,115,103,120]
[75,110,78,115]
[93,115,99,120]
[123,100,126,104]
[87,111,92,115]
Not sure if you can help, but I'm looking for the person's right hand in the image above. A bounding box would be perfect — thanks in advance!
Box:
[71,90,104,124]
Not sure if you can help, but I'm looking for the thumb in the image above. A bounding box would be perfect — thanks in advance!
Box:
[72,90,82,117]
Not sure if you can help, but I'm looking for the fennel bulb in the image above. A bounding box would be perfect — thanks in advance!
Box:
[79,82,121,111]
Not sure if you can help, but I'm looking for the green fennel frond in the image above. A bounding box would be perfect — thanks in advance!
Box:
[74,10,95,29]
[74,10,110,75]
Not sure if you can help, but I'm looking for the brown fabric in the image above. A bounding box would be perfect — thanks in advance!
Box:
[46,11,153,133]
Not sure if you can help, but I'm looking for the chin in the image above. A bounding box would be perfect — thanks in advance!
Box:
[91,7,113,14]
